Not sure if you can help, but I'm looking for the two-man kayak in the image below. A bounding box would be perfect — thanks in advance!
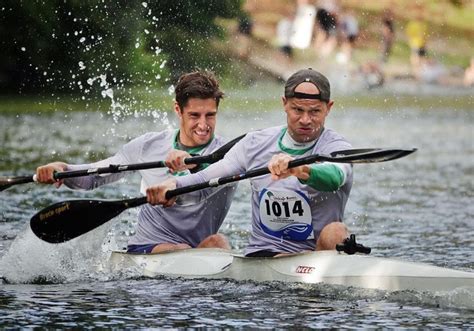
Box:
[108,248,474,292]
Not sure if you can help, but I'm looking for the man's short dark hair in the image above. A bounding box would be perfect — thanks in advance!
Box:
[175,71,224,110]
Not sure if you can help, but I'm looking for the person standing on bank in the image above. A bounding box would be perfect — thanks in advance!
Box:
[35,71,236,254]
[148,69,352,257]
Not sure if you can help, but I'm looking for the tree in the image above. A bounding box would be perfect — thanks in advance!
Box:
[146,0,242,79]
[0,0,242,93]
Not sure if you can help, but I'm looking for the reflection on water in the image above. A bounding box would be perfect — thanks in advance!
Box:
[1,279,473,328]
[0,93,473,327]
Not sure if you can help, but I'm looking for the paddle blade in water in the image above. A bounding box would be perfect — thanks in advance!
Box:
[30,199,131,243]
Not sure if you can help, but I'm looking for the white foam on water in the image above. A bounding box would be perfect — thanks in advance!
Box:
[386,287,474,311]
[0,222,113,284]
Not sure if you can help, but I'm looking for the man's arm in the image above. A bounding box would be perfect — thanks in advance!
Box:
[146,135,249,205]
[35,134,148,190]
[268,154,351,192]
[35,156,129,191]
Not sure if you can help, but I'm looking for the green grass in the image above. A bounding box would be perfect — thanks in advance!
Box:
[336,94,474,110]
[1,84,472,115]
[0,95,106,113]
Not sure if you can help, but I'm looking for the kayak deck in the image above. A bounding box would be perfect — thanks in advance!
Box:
[108,248,474,292]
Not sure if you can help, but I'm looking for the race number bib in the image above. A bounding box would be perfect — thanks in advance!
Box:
[258,189,313,241]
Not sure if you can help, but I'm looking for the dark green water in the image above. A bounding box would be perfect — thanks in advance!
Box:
[0,87,473,327]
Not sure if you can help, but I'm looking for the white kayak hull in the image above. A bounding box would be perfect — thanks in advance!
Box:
[109,248,474,292]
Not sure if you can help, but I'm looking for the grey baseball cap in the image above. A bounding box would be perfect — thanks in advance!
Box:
[284,68,331,102]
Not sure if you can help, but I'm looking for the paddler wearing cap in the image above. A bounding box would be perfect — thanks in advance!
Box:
[148,69,353,257]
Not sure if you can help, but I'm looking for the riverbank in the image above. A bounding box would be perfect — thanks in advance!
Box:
[223,0,474,94]
[0,81,472,115]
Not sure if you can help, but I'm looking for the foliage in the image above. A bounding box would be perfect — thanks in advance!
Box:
[145,0,242,80]
[0,0,243,93]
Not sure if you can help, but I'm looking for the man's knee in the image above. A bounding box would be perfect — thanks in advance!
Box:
[316,222,349,251]
[198,234,230,250]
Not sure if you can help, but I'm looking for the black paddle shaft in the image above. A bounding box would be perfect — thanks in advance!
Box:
[1,133,247,191]
[166,148,417,198]
[55,134,247,180]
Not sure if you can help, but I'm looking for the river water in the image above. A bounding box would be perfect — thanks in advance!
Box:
[0,85,473,328]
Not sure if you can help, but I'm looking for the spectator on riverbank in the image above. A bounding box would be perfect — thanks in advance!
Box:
[359,61,384,89]
[380,8,395,63]
[290,0,316,50]
[405,6,428,77]
[314,0,339,58]
[337,9,359,64]
[276,8,296,61]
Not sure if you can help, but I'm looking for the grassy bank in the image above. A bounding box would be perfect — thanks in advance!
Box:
[1,82,472,115]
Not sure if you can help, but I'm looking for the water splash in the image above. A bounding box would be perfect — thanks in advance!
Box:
[0,223,113,284]
[25,1,174,133]
[84,73,172,135]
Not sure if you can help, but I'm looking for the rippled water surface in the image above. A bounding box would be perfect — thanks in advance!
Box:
[1,89,473,328]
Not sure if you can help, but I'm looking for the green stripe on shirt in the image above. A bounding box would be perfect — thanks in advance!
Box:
[299,163,345,191]
[173,129,214,154]
[277,127,316,155]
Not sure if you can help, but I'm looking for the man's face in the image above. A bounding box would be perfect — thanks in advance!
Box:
[283,82,333,143]
[176,98,217,146]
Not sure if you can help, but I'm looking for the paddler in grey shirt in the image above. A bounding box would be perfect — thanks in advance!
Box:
[148,69,353,257]
[35,71,236,254]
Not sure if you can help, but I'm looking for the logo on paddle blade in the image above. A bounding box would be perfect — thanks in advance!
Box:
[39,202,70,221]
[295,265,315,274]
